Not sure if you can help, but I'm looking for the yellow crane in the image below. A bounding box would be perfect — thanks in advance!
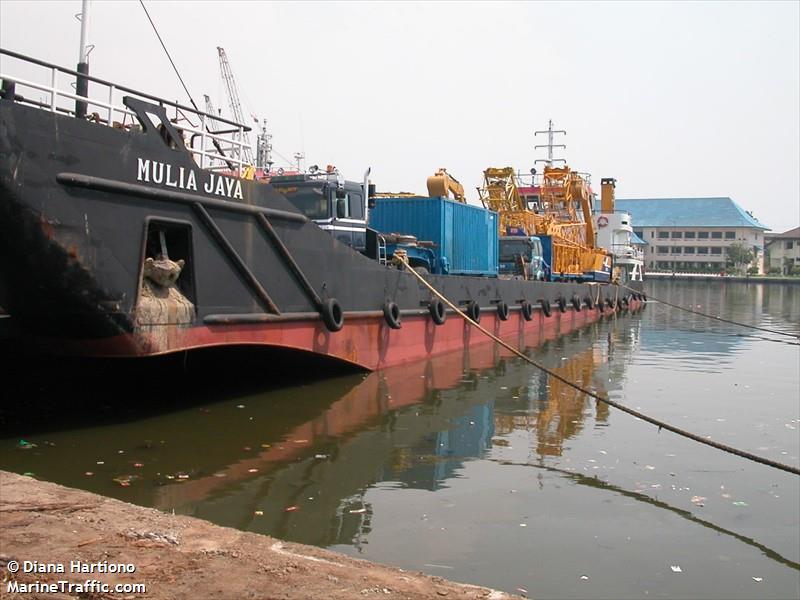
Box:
[479,165,609,278]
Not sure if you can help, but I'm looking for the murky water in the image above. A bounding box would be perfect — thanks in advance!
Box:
[2,281,799,599]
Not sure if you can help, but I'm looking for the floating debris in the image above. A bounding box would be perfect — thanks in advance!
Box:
[17,439,37,450]
[752,577,763,582]
[349,508,367,514]
[248,468,258,473]
[285,506,298,512]
[670,565,682,573]
[254,510,264,516]
[579,575,589,580]
[733,501,749,507]
[691,496,706,506]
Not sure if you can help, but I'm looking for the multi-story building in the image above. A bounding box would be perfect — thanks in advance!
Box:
[765,227,800,274]
[615,197,769,273]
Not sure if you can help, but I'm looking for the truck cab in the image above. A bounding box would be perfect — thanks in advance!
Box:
[270,171,367,252]
[499,235,546,280]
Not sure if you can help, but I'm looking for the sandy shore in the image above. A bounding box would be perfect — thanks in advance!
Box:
[0,471,519,599]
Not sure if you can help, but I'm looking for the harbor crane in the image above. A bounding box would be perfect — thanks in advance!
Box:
[217,46,254,166]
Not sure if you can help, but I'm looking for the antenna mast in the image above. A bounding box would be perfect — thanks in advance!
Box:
[256,120,274,172]
[75,0,91,119]
[534,119,567,167]
[217,47,254,165]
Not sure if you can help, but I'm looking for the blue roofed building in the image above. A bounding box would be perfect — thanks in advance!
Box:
[615,197,769,274]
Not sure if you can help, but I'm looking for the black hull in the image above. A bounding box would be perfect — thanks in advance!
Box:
[0,93,643,369]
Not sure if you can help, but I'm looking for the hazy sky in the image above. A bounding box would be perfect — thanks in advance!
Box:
[1,1,798,231]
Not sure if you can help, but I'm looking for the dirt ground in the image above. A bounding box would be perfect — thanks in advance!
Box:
[0,471,519,600]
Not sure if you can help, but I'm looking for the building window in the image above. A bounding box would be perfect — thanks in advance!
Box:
[725,231,735,239]
[788,241,794,250]
[684,247,695,254]
[650,231,654,238]
[671,231,683,239]
[633,230,644,240]
[657,246,669,254]
[658,231,669,239]
[698,231,709,239]
[711,247,722,255]
[684,231,695,238]
[697,247,709,254]
[671,247,682,254]
[711,231,723,239]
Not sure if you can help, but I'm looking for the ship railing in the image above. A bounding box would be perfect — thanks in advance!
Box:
[0,48,253,172]
[610,243,644,261]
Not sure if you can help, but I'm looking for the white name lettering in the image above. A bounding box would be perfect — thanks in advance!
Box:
[136,157,244,200]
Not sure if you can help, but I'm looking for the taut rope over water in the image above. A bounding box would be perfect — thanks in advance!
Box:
[399,260,800,476]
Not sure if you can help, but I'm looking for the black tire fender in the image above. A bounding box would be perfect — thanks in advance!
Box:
[540,298,552,317]
[521,300,533,321]
[571,294,582,312]
[557,296,567,313]
[466,300,481,323]
[584,295,595,310]
[429,298,446,325]
[321,298,344,332]
[383,301,402,329]
[496,301,509,321]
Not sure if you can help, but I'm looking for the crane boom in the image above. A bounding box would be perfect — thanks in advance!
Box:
[217,46,254,165]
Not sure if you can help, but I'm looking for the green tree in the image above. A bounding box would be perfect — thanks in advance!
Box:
[725,242,755,275]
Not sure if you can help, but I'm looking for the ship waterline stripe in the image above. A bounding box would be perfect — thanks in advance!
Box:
[55,172,308,223]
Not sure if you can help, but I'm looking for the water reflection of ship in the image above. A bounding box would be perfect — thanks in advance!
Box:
[153,317,640,546]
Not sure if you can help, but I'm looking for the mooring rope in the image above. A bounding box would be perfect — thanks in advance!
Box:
[620,283,800,340]
[400,260,800,476]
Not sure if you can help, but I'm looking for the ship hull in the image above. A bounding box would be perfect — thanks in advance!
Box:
[0,91,643,371]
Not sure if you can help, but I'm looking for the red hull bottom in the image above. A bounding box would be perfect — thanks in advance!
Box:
[38,300,644,371]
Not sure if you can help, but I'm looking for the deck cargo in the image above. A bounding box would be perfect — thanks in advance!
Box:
[369,197,499,276]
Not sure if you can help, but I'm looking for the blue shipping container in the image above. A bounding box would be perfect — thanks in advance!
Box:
[369,197,499,276]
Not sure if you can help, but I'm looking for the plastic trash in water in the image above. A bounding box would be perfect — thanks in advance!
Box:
[670,566,682,573]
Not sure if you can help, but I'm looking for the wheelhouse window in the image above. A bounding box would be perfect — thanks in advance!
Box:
[283,187,328,219]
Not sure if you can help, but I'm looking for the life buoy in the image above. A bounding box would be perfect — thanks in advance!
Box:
[557,296,567,313]
[540,298,552,317]
[383,301,402,329]
[321,298,344,332]
[571,294,582,312]
[496,301,509,321]
[429,298,446,325]
[521,300,533,321]
[598,215,609,228]
[466,301,481,323]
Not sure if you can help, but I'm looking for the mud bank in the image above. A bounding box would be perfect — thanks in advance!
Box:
[0,472,519,599]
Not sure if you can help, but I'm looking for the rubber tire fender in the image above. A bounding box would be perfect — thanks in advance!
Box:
[605,297,615,310]
[571,294,582,312]
[557,296,567,313]
[321,298,344,332]
[496,301,509,321]
[540,298,552,317]
[429,298,446,325]
[466,300,481,323]
[520,300,534,321]
[584,295,595,310]
[383,301,402,329]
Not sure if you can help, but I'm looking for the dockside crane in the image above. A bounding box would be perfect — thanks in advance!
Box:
[217,46,254,166]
